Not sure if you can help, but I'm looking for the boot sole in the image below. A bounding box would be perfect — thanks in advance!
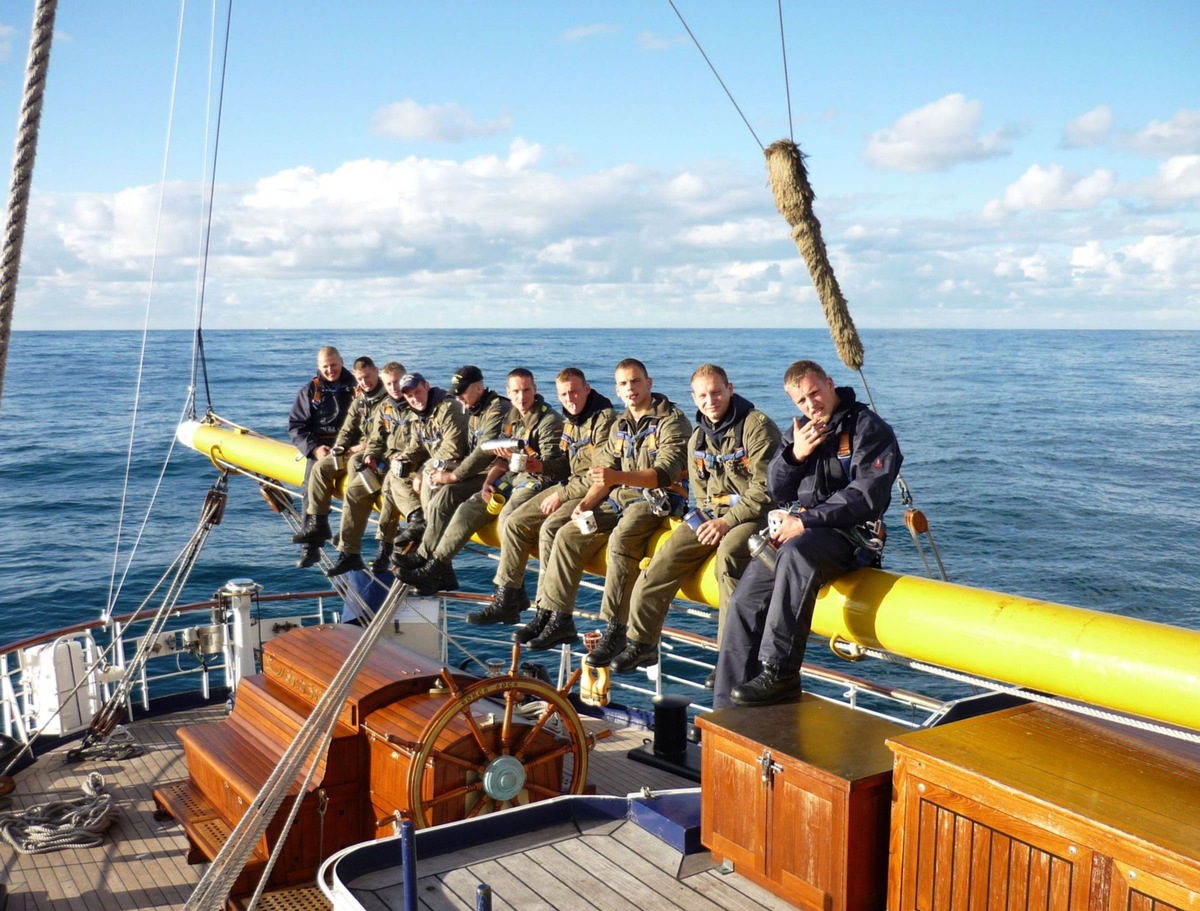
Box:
[526,632,578,651]
[611,653,660,674]
[730,680,803,707]
[467,611,522,626]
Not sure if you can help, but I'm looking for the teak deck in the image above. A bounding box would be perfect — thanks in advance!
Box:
[0,699,699,910]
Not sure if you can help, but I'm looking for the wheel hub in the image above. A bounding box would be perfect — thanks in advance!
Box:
[481,755,526,801]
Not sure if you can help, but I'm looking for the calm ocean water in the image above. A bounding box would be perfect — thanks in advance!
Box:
[1,329,1197,703]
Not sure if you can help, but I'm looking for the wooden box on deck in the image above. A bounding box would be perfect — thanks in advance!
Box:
[887,703,1200,911]
[698,695,907,911]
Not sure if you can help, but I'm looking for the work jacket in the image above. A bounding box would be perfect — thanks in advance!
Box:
[333,380,390,453]
[287,368,356,458]
[597,392,691,510]
[366,396,412,463]
[455,389,512,480]
[493,396,568,491]
[558,390,617,501]
[385,387,469,471]
[689,394,781,527]
[769,386,902,529]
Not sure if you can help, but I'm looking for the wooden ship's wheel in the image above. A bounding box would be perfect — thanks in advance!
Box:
[364,645,603,831]
[406,659,592,828]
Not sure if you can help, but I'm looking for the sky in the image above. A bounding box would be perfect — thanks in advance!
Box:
[1,0,1197,331]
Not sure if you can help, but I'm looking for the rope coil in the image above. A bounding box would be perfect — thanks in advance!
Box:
[0,771,118,854]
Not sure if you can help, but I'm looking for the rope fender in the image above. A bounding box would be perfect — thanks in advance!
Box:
[0,771,119,854]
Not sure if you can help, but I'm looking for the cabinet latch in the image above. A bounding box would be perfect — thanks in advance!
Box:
[759,749,784,784]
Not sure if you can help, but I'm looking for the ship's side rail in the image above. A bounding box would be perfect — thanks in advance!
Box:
[0,591,335,745]
[0,582,949,750]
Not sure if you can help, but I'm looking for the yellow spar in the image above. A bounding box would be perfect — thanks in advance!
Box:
[179,418,1200,734]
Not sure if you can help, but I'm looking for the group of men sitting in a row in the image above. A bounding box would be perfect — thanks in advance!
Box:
[287,347,902,708]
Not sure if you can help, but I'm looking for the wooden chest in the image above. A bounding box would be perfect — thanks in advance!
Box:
[698,695,907,911]
[887,704,1200,911]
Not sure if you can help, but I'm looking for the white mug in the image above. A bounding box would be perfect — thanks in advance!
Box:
[768,508,788,537]
[575,510,597,534]
[509,451,528,472]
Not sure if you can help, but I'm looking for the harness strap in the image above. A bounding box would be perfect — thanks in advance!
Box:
[693,417,751,477]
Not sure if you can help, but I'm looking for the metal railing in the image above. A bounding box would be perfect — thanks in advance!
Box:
[0,581,953,747]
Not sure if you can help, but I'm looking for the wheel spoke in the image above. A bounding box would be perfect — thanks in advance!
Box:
[463,795,494,819]
[520,741,576,772]
[423,747,487,776]
[512,702,563,760]
[525,780,566,799]
[423,780,483,812]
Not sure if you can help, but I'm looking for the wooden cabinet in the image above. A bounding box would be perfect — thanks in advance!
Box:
[888,704,1200,911]
[698,695,907,911]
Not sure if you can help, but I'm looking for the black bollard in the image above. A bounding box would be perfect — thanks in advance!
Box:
[652,694,692,759]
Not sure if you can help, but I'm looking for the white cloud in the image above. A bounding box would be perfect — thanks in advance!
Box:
[864,94,1015,172]
[987,163,1116,213]
[0,24,15,61]
[1132,155,1200,206]
[370,99,511,142]
[1071,235,1200,291]
[14,138,1200,331]
[1122,109,1200,156]
[560,24,619,42]
[636,31,688,52]
[1062,105,1113,149]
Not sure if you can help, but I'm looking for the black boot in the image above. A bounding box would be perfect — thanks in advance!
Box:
[404,556,457,596]
[584,620,627,667]
[291,514,314,544]
[526,612,578,650]
[730,663,803,707]
[326,551,365,578]
[610,639,659,674]
[390,545,424,572]
[292,513,332,545]
[511,584,531,612]
[467,586,523,626]
[296,544,322,569]
[370,541,394,574]
[393,509,426,549]
[514,608,552,645]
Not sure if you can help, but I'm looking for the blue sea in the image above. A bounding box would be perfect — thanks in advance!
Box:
[1,329,1197,706]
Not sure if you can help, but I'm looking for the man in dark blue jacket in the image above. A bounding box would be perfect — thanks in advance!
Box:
[287,346,357,538]
[288,346,358,460]
[713,360,902,708]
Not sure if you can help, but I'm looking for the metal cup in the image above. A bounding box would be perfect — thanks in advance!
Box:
[575,510,597,534]
[643,487,670,516]
[684,507,713,532]
[356,464,382,495]
[509,451,528,472]
[748,531,778,572]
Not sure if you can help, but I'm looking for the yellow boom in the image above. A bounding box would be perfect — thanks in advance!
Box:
[179,418,1200,733]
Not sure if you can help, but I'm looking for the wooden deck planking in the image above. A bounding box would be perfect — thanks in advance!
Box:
[0,700,706,911]
[0,704,222,911]
[557,834,717,911]
[390,814,806,911]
